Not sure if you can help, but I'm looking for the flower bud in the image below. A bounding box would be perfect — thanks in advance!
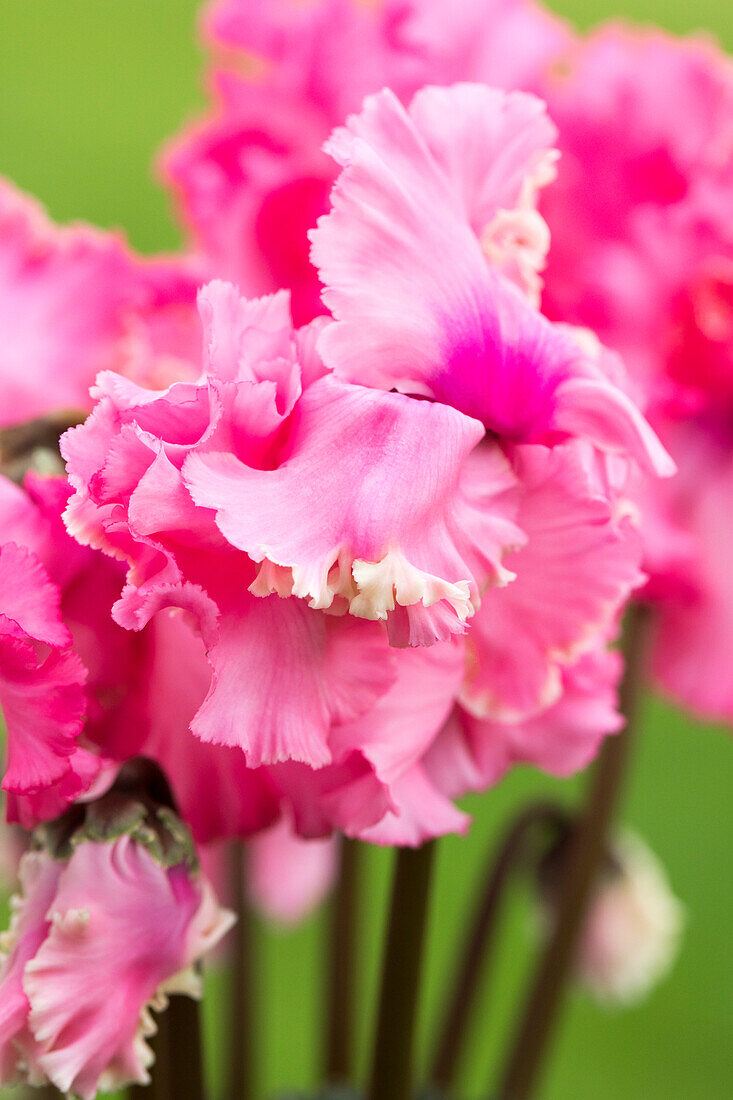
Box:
[0,760,234,1097]
[576,833,684,1004]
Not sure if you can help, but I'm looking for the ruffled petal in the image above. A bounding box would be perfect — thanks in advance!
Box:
[0,638,87,794]
[5,749,104,830]
[185,375,521,644]
[130,607,280,843]
[0,543,69,649]
[190,589,396,768]
[0,542,87,798]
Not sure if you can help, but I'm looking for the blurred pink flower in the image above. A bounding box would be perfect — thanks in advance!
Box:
[539,26,733,720]
[0,178,202,428]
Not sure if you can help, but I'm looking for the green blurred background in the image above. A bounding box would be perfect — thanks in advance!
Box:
[0,2,731,1097]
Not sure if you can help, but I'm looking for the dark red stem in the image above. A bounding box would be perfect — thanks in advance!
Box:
[228,839,255,1100]
[367,841,437,1100]
[325,837,360,1085]
[429,803,570,1091]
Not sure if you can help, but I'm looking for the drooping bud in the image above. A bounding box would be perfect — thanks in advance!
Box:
[0,759,235,1098]
[575,833,684,1004]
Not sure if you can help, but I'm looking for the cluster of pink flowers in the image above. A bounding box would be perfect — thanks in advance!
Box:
[0,0,729,1089]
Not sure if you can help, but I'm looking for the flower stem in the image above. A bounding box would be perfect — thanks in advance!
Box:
[324,837,360,1085]
[165,993,208,1100]
[128,992,206,1100]
[495,605,649,1100]
[428,803,570,1092]
[367,841,437,1100]
[228,839,255,1100]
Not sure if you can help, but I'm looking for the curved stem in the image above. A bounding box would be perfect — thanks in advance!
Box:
[324,837,360,1085]
[429,803,570,1092]
[495,605,649,1100]
[228,839,255,1100]
[367,841,437,1100]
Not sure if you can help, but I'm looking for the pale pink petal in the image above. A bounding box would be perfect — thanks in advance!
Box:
[0,851,62,1086]
[191,589,395,768]
[426,646,623,797]
[330,642,464,791]
[406,83,557,298]
[461,442,643,721]
[554,377,676,478]
[248,818,337,924]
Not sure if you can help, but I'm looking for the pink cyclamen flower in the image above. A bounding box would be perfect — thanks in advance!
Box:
[60,83,671,836]
[575,833,684,1004]
[539,26,733,720]
[0,800,233,1097]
